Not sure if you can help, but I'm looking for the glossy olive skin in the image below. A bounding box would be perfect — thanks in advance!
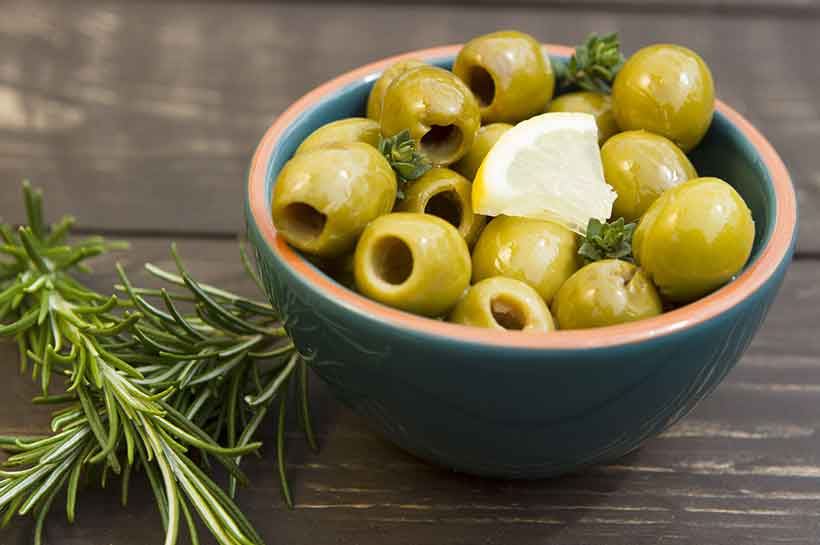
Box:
[547,92,619,145]
[272,143,397,258]
[366,59,426,122]
[395,168,487,247]
[296,117,380,154]
[354,213,471,317]
[601,130,698,222]
[471,216,580,304]
[613,44,715,152]
[633,177,755,303]
[452,123,512,181]
[380,66,480,166]
[450,276,555,332]
[551,259,663,330]
[453,31,555,124]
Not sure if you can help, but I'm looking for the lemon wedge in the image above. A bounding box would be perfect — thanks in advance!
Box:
[472,112,616,235]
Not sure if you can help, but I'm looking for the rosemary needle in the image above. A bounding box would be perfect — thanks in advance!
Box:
[0,182,315,545]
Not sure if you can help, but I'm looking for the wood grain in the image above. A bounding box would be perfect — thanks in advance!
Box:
[331,0,820,16]
[0,0,817,253]
[1,237,818,545]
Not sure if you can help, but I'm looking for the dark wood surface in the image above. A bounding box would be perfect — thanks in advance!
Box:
[0,1,818,544]
[1,0,818,253]
[359,0,820,16]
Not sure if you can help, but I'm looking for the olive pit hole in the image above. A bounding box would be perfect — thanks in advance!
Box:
[420,124,462,163]
[490,295,527,330]
[280,202,326,242]
[424,190,463,228]
[371,236,413,285]
[468,66,495,107]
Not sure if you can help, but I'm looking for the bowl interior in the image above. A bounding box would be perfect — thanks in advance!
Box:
[263,55,775,279]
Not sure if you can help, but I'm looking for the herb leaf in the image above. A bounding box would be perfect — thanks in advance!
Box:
[379,129,432,198]
[560,33,625,94]
[0,182,313,545]
[578,217,637,263]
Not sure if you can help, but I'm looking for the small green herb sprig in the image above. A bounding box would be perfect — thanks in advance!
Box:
[0,182,315,545]
[555,33,625,94]
[379,129,433,198]
[578,217,637,263]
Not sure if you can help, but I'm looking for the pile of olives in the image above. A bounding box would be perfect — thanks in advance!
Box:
[271,30,755,332]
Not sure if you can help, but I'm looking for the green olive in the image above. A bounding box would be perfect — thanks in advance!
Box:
[452,123,512,181]
[547,92,619,144]
[450,276,555,332]
[471,216,580,304]
[453,30,555,124]
[366,59,426,122]
[395,168,487,247]
[633,177,755,303]
[271,143,397,258]
[601,130,698,222]
[296,117,380,154]
[613,44,715,152]
[551,259,663,330]
[380,65,480,166]
[354,213,471,317]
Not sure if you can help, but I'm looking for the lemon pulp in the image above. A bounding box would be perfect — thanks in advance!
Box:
[472,112,616,235]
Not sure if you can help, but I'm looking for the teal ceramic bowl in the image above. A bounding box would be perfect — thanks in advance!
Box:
[246,45,798,478]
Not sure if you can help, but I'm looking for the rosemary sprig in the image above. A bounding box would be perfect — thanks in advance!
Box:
[578,217,637,264]
[0,182,316,544]
[555,33,625,93]
[379,129,433,198]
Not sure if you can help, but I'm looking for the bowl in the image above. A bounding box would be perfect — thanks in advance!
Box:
[245,45,798,478]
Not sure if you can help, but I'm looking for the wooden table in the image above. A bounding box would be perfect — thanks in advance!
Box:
[1,1,818,543]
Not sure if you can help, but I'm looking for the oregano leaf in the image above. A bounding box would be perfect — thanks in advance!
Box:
[378,129,433,198]
[578,217,637,264]
[558,33,626,94]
